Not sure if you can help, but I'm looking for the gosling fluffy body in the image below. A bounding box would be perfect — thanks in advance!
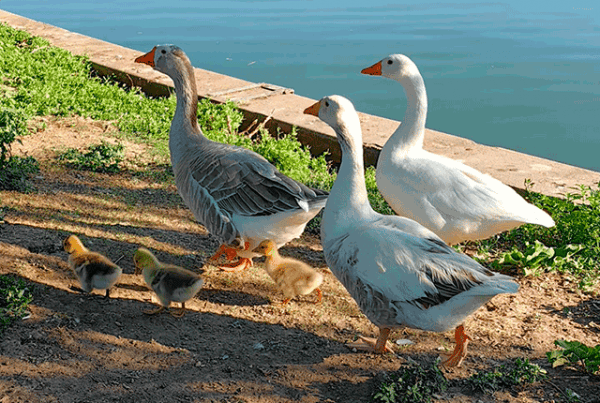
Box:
[63,234,122,297]
[133,247,204,316]
[253,240,323,304]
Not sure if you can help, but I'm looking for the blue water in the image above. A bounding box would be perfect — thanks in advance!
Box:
[2,1,600,172]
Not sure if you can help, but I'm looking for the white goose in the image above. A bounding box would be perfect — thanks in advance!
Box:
[361,54,554,245]
[304,95,519,366]
[135,45,328,271]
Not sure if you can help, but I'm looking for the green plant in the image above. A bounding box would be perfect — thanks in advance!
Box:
[372,361,447,403]
[547,340,600,374]
[0,109,39,191]
[466,357,547,393]
[58,141,124,173]
[0,275,33,335]
[490,241,584,277]
[476,181,600,291]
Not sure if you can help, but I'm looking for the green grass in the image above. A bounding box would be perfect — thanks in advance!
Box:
[0,108,39,191]
[475,181,600,291]
[465,357,547,393]
[0,275,33,335]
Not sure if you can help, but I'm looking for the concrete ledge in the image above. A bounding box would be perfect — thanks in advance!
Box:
[1,10,598,199]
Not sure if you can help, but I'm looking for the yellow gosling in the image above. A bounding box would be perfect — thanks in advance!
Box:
[252,240,323,305]
[133,247,203,317]
[63,235,122,298]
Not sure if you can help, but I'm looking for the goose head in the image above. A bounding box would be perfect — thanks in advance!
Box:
[361,54,421,83]
[135,44,193,79]
[304,95,362,153]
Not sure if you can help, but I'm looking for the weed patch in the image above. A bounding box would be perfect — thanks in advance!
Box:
[372,361,447,403]
[58,141,124,173]
[466,357,547,393]
[0,275,33,335]
[547,340,600,374]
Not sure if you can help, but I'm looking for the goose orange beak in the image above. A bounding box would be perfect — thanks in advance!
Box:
[303,101,321,116]
[135,47,156,67]
[361,61,382,76]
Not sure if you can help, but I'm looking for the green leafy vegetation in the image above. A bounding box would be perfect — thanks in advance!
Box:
[58,141,124,173]
[466,357,547,393]
[477,181,600,291]
[547,340,600,374]
[372,361,447,403]
[0,109,39,191]
[0,275,33,335]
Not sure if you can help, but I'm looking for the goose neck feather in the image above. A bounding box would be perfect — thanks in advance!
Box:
[167,52,209,163]
[385,73,428,155]
[322,121,373,239]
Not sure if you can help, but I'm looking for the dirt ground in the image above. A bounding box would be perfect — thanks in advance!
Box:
[1,116,599,403]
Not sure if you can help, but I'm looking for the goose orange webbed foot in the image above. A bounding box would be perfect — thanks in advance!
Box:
[210,242,253,272]
[440,325,472,367]
[143,306,165,316]
[347,328,395,354]
[169,303,187,318]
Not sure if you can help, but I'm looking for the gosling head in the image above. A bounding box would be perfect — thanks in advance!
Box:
[133,247,159,275]
[252,240,277,257]
[63,235,85,254]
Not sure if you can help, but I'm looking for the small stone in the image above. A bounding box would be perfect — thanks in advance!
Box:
[253,343,265,350]
[395,339,414,346]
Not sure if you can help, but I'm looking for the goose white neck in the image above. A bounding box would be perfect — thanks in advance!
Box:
[386,73,428,154]
[322,121,373,239]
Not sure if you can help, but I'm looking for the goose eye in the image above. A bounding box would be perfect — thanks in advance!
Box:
[387,60,393,65]
[161,49,166,54]
[325,101,330,107]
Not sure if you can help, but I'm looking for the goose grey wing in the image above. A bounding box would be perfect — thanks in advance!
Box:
[175,157,241,245]
[190,142,328,217]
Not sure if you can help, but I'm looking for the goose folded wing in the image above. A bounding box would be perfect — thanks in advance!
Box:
[405,154,533,223]
[191,144,325,216]
[330,221,493,311]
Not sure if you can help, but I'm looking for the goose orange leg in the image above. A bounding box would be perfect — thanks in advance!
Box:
[441,325,472,367]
